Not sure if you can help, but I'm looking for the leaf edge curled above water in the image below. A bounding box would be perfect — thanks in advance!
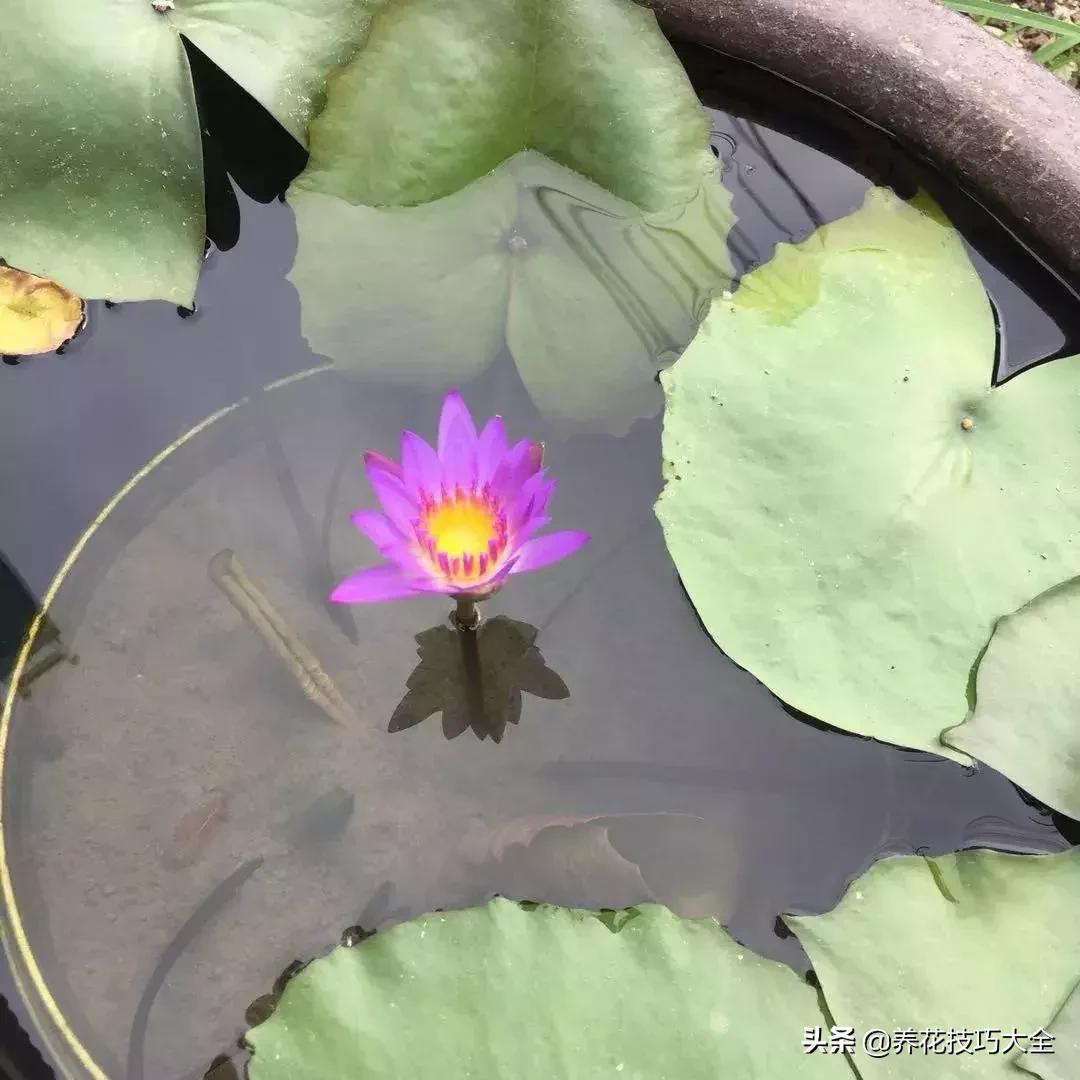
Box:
[293,0,716,213]
[655,184,1080,759]
[786,848,1080,1080]
[1017,978,1080,1080]
[944,575,1080,821]
[1,0,380,303]
[245,898,849,1080]
[167,0,384,147]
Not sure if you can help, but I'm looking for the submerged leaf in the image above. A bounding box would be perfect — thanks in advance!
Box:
[945,577,1080,820]
[287,0,730,433]
[457,812,740,919]
[0,266,84,355]
[656,186,1080,757]
[787,849,1080,1079]
[291,152,732,433]
[245,899,847,1079]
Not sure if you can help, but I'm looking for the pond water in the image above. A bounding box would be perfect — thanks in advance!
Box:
[2,39,1079,1080]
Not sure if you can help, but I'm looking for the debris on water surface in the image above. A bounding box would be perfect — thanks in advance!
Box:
[162,789,228,869]
[0,265,84,357]
[151,0,175,12]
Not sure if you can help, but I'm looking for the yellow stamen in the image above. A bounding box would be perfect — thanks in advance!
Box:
[425,497,496,557]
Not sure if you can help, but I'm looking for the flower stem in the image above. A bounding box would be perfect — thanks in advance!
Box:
[453,597,481,632]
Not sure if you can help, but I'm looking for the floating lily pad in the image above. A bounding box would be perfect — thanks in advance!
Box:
[787,849,1080,1079]
[296,0,715,211]
[246,899,846,1079]
[656,187,1080,756]
[1,0,371,302]
[1019,979,1080,1080]
[287,0,730,433]
[945,578,1080,820]
[291,152,732,433]
[0,266,84,355]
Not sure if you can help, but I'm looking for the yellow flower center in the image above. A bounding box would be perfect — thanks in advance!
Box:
[418,490,509,585]
[425,498,497,557]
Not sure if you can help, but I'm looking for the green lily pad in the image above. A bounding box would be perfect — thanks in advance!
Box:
[656,186,1080,756]
[1,0,371,302]
[287,0,731,433]
[291,151,732,433]
[944,578,1080,820]
[1019,979,1080,1080]
[787,849,1080,1079]
[246,899,847,1079]
[295,0,715,212]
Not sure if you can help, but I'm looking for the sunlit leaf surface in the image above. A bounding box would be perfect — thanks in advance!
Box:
[945,577,1080,820]
[1,0,373,302]
[657,187,1080,756]
[788,849,1080,1079]
[246,899,848,1079]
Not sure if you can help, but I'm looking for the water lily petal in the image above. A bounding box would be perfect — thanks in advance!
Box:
[368,468,421,534]
[331,564,422,604]
[509,530,590,574]
[363,449,403,480]
[476,415,508,485]
[400,430,442,499]
[511,473,555,522]
[438,391,479,490]
[350,509,404,553]
[492,438,544,497]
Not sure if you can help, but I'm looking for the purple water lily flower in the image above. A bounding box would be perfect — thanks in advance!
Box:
[331,391,589,605]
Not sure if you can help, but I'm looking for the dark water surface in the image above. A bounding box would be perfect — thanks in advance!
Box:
[1,40,1077,1080]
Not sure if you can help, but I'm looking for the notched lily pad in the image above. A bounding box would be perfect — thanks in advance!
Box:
[787,848,1080,1079]
[0,265,85,355]
[2,0,374,302]
[296,0,715,211]
[657,186,1080,758]
[245,899,848,1079]
[287,0,732,433]
[945,576,1080,820]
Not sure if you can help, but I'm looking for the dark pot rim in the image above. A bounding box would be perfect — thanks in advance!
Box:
[647,0,1080,281]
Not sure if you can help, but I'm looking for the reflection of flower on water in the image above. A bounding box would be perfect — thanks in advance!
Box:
[331,390,589,609]
[390,615,569,743]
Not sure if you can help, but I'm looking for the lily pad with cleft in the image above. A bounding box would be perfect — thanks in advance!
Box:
[286,0,733,434]
[944,576,1080,820]
[656,186,1080,758]
[1,0,375,303]
[787,848,1080,1079]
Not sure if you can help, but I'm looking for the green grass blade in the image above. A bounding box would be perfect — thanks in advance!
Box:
[1033,34,1080,66]
[940,0,1080,37]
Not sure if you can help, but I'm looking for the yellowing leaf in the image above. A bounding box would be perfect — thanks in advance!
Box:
[0,266,84,355]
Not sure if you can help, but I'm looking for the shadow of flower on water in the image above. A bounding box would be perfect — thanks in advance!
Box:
[389,615,569,743]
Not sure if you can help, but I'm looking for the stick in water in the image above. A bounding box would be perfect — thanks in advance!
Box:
[208,550,357,724]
